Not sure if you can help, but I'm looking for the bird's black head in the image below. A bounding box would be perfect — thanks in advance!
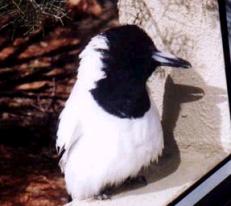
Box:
[100,25,191,83]
[90,25,191,119]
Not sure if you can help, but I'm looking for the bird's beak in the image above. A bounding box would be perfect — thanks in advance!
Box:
[152,51,191,69]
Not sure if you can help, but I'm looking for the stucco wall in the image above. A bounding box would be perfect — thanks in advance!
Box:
[69,1,231,205]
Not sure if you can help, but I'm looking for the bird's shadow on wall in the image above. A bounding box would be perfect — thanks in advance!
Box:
[145,75,205,182]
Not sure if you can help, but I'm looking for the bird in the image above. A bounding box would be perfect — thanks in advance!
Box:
[56,24,191,201]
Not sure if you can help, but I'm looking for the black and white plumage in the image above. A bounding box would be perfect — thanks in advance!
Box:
[56,25,191,200]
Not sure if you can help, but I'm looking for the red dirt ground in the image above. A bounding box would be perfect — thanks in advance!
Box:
[0,3,118,206]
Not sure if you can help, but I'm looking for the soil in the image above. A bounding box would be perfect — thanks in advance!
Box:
[0,3,118,206]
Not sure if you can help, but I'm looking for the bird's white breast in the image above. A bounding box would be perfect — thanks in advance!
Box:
[63,89,163,199]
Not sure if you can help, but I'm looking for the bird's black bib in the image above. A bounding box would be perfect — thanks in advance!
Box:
[91,77,150,119]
